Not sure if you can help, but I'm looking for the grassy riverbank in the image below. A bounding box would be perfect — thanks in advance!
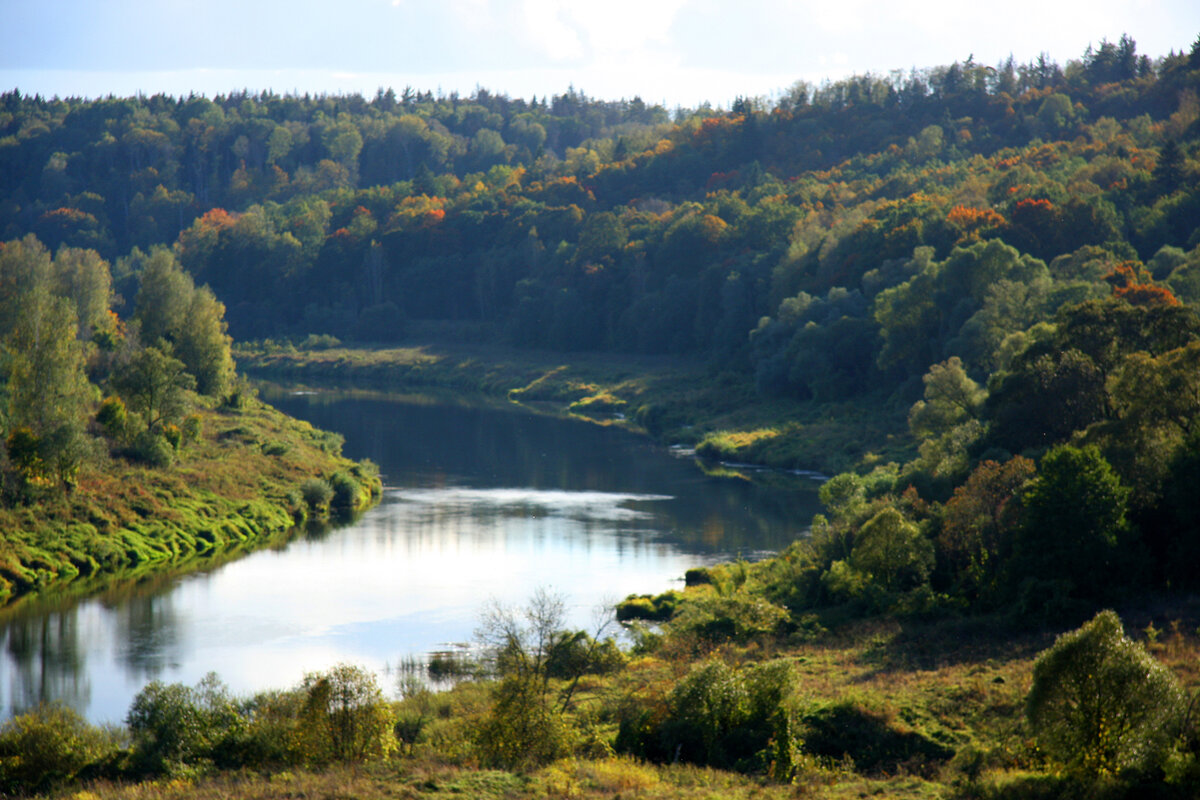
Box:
[0,395,380,608]
[11,596,1200,800]
[236,340,913,476]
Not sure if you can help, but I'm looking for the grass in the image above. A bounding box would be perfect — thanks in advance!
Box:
[236,340,916,475]
[0,394,380,609]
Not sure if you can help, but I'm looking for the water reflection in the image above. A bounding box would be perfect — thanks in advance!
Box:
[2,614,89,716]
[0,387,821,723]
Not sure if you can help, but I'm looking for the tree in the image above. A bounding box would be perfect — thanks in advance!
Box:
[984,349,1108,454]
[3,290,93,489]
[298,664,392,763]
[908,357,985,438]
[133,247,193,345]
[1026,610,1184,777]
[133,248,235,397]
[51,247,114,343]
[473,589,581,769]
[850,507,933,593]
[174,286,235,396]
[127,674,240,775]
[110,345,195,432]
[1012,445,1129,602]
[939,456,1035,602]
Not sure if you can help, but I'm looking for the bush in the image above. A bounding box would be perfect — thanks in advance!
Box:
[297,664,393,764]
[475,674,574,770]
[1026,609,1185,778]
[127,673,242,776]
[128,430,173,467]
[617,658,803,778]
[0,704,115,794]
[616,590,682,622]
[96,396,128,441]
[668,594,790,644]
[182,413,203,443]
[329,471,362,511]
[301,478,334,513]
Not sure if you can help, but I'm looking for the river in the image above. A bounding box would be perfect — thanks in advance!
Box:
[0,387,822,723]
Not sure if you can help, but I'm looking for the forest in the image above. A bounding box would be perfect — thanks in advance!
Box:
[2,30,1200,800]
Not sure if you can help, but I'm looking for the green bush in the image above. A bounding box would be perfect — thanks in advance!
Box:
[182,413,203,443]
[616,590,682,622]
[1026,609,1185,778]
[329,471,362,511]
[297,664,393,764]
[127,430,173,467]
[475,674,574,770]
[616,658,802,778]
[301,478,334,512]
[96,396,128,441]
[545,631,626,679]
[126,673,242,776]
[0,704,116,794]
[668,594,790,644]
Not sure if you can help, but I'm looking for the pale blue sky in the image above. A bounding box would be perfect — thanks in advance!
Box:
[3,0,1198,107]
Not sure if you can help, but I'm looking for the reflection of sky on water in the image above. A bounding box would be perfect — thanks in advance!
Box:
[0,390,819,724]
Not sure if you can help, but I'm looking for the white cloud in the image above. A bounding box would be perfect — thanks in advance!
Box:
[520,0,586,61]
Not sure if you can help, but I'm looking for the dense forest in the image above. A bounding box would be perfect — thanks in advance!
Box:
[4,31,1200,800]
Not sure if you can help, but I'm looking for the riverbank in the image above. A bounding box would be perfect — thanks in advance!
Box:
[235,341,913,476]
[0,395,381,608]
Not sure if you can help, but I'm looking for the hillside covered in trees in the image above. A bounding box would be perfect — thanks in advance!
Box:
[4,33,1200,607]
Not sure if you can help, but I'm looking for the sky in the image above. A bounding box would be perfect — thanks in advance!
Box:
[2,0,1199,108]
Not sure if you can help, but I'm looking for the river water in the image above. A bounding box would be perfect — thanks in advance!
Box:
[0,388,822,723]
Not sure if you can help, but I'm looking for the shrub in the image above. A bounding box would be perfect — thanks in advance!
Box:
[126,673,242,776]
[182,413,203,443]
[128,430,173,467]
[329,471,362,511]
[475,674,574,770]
[96,396,128,441]
[616,590,682,622]
[301,478,334,512]
[668,594,790,644]
[0,704,115,794]
[297,664,393,764]
[1026,609,1185,777]
[617,658,802,777]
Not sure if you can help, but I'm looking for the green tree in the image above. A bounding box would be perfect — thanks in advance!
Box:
[298,664,392,764]
[110,345,195,432]
[474,589,578,769]
[1012,445,1130,601]
[1026,610,1184,777]
[850,506,934,593]
[908,357,985,438]
[127,674,241,776]
[174,286,235,396]
[133,247,194,346]
[3,288,93,488]
[133,248,234,397]
[51,246,114,343]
